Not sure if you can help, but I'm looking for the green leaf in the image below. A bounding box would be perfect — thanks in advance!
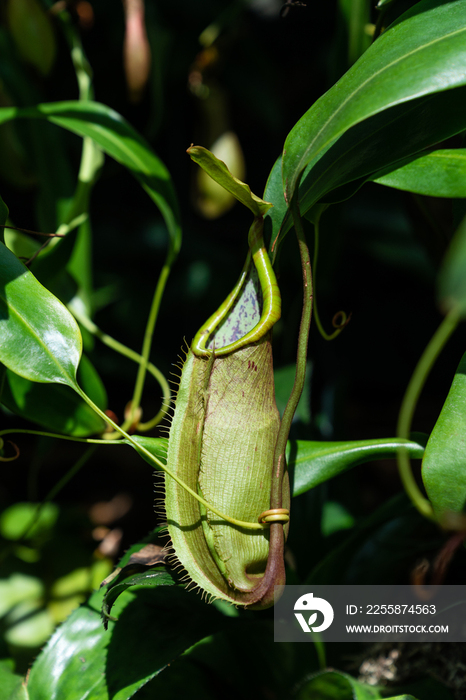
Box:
[438,215,466,316]
[0,660,26,700]
[0,195,8,245]
[422,352,466,517]
[282,0,466,212]
[26,585,223,700]
[0,503,58,542]
[373,149,466,197]
[1,354,106,436]
[101,567,175,627]
[187,145,273,218]
[128,435,168,469]
[295,670,383,699]
[307,494,442,585]
[288,436,426,496]
[0,242,81,387]
[339,0,372,65]
[0,102,181,262]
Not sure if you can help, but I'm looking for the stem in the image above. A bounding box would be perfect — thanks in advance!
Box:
[312,215,347,342]
[270,196,313,509]
[0,428,122,445]
[396,306,461,519]
[127,261,171,429]
[70,305,171,431]
[76,386,268,531]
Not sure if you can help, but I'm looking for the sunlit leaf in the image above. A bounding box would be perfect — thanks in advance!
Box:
[279,0,466,249]
[373,149,466,197]
[288,436,426,496]
[422,352,466,517]
[194,132,246,219]
[0,503,58,541]
[1,354,106,436]
[187,145,272,217]
[0,241,81,388]
[26,585,223,700]
[0,660,26,700]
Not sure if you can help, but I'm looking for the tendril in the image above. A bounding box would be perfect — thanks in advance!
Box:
[0,440,20,462]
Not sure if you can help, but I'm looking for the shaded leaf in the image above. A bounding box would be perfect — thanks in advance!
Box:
[438,215,466,316]
[0,102,181,262]
[373,149,466,197]
[308,494,442,585]
[187,145,272,217]
[0,195,8,245]
[288,436,426,496]
[1,354,106,436]
[422,352,466,517]
[0,242,81,387]
[295,670,383,699]
[7,0,56,76]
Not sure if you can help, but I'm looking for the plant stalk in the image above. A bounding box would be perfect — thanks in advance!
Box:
[396,305,461,519]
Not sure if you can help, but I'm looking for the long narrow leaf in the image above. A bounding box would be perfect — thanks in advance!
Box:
[289,436,426,496]
[422,352,466,517]
[282,0,466,219]
[373,149,466,197]
[0,102,181,261]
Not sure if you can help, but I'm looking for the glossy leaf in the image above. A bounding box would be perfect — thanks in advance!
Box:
[1,354,107,436]
[187,145,273,217]
[0,102,181,261]
[26,585,223,700]
[101,567,175,627]
[422,352,466,517]
[0,241,81,387]
[437,215,466,316]
[282,0,466,220]
[288,436,426,496]
[373,149,466,197]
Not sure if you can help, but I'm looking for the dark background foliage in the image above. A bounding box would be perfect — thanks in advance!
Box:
[1,1,466,696]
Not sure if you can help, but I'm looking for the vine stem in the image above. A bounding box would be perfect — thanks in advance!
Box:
[0,428,121,446]
[127,261,171,430]
[312,213,347,342]
[270,195,313,509]
[70,305,170,433]
[75,386,268,531]
[396,305,461,519]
